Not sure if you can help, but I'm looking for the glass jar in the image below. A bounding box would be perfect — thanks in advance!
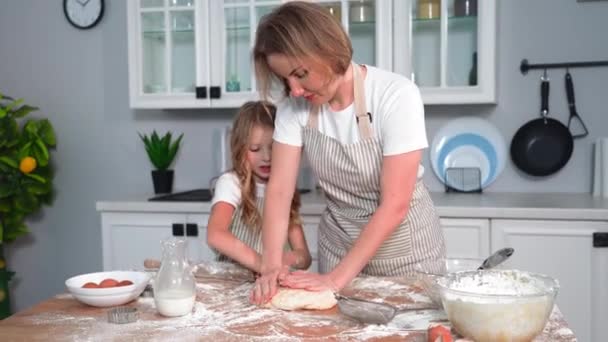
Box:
[154,238,196,317]
[454,0,477,17]
[417,0,441,19]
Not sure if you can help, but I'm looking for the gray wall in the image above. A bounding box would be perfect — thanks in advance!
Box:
[1,0,607,312]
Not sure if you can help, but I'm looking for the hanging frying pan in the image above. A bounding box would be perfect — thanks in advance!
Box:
[510,73,573,176]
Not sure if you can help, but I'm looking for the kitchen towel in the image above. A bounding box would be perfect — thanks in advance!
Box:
[592,138,608,198]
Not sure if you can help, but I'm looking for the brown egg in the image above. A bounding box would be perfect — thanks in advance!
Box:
[99,278,119,288]
[117,280,134,287]
[82,282,99,289]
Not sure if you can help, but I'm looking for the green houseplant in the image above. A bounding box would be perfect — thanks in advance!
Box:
[139,130,183,194]
[0,93,56,319]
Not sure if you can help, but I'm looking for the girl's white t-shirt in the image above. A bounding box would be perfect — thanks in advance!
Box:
[273,64,427,178]
[211,172,266,208]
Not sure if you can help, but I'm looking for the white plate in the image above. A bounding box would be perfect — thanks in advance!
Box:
[430,117,506,191]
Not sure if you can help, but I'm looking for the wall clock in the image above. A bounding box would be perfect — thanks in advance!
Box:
[63,0,105,30]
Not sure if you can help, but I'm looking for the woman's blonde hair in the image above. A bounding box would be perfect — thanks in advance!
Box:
[230,101,301,230]
[253,1,353,100]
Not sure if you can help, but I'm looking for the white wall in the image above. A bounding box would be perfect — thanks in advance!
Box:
[0,0,607,312]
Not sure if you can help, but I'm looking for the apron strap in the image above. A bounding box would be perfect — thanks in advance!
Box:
[306,62,373,139]
[352,62,373,140]
[307,104,320,129]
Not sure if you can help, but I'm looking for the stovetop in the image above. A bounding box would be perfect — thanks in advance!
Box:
[148,189,213,202]
[148,188,311,202]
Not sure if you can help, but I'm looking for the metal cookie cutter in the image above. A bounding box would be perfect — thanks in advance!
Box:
[108,306,138,324]
[141,283,154,297]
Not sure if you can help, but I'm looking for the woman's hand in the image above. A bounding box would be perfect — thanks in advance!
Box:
[280,270,339,292]
[249,263,289,305]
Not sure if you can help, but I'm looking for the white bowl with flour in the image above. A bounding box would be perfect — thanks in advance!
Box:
[437,269,559,342]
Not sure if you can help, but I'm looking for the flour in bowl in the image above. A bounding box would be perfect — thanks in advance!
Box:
[445,270,552,296]
[439,270,559,342]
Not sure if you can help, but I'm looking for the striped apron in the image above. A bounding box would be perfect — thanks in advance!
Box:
[302,63,446,276]
[217,196,292,263]
[217,197,265,263]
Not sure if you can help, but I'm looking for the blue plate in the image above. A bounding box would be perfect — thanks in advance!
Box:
[430,118,506,190]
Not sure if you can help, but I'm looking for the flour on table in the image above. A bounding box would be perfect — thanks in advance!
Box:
[345,276,433,306]
[349,277,409,290]
[194,260,254,280]
[263,288,337,311]
[22,264,569,341]
[388,309,447,329]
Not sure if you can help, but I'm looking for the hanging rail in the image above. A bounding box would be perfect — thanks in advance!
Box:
[520,58,608,74]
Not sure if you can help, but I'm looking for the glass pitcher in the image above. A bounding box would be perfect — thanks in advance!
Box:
[154,238,196,317]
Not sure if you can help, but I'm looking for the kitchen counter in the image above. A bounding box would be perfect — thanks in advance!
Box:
[97,191,608,220]
[0,274,576,341]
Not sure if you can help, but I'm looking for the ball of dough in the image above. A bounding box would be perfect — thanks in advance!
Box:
[263,288,337,311]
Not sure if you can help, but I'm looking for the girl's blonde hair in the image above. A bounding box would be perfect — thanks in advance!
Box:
[230,101,301,230]
[253,1,353,100]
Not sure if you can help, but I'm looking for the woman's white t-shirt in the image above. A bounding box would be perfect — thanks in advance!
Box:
[211,172,266,208]
[273,65,427,178]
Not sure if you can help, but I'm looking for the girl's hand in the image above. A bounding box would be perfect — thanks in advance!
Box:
[280,270,339,292]
[249,263,289,305]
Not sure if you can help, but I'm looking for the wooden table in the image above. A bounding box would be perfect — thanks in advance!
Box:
[0,276,578,341]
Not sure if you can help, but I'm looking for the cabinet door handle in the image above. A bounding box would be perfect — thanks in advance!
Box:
[186,223,198,237]
[593,232,608,247]
[210,86,221,99]
[196,86,207,99]
[172,223,185,236]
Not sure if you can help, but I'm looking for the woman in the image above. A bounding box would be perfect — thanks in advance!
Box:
[250,1,445,304]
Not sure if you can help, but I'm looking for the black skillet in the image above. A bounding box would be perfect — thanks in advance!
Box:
[510,73,573,176]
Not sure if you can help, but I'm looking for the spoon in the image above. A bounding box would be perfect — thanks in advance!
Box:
[478,247,514,270]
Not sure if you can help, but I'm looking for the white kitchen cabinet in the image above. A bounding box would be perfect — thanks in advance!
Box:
[187,213,217,261]
[101,212,213,271]
[393,0,496,104]
[127,0,210,108]
[440,218,490,259]
[491,219,608,342]
[127,0,390,109]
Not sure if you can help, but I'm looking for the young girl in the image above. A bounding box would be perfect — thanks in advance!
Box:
[207,101,312,273]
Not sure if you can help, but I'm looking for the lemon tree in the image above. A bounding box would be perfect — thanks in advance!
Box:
[0,94,56,243]
[0,93,55,318]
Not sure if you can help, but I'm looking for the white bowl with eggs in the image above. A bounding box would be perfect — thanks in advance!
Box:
[65,271,151,307]
[437,269,559,342]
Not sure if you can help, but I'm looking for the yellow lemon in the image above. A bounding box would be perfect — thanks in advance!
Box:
[19,156,37,174]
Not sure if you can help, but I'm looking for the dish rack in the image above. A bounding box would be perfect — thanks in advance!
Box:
[444,167,482,193]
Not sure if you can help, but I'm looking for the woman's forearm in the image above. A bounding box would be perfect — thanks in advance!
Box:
[208,230,262,272]
[261,181,293,266]
[329,203,409,289]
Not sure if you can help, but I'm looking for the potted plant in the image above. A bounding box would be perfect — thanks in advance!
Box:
[0,93,56,319]
[139,130,183,194]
